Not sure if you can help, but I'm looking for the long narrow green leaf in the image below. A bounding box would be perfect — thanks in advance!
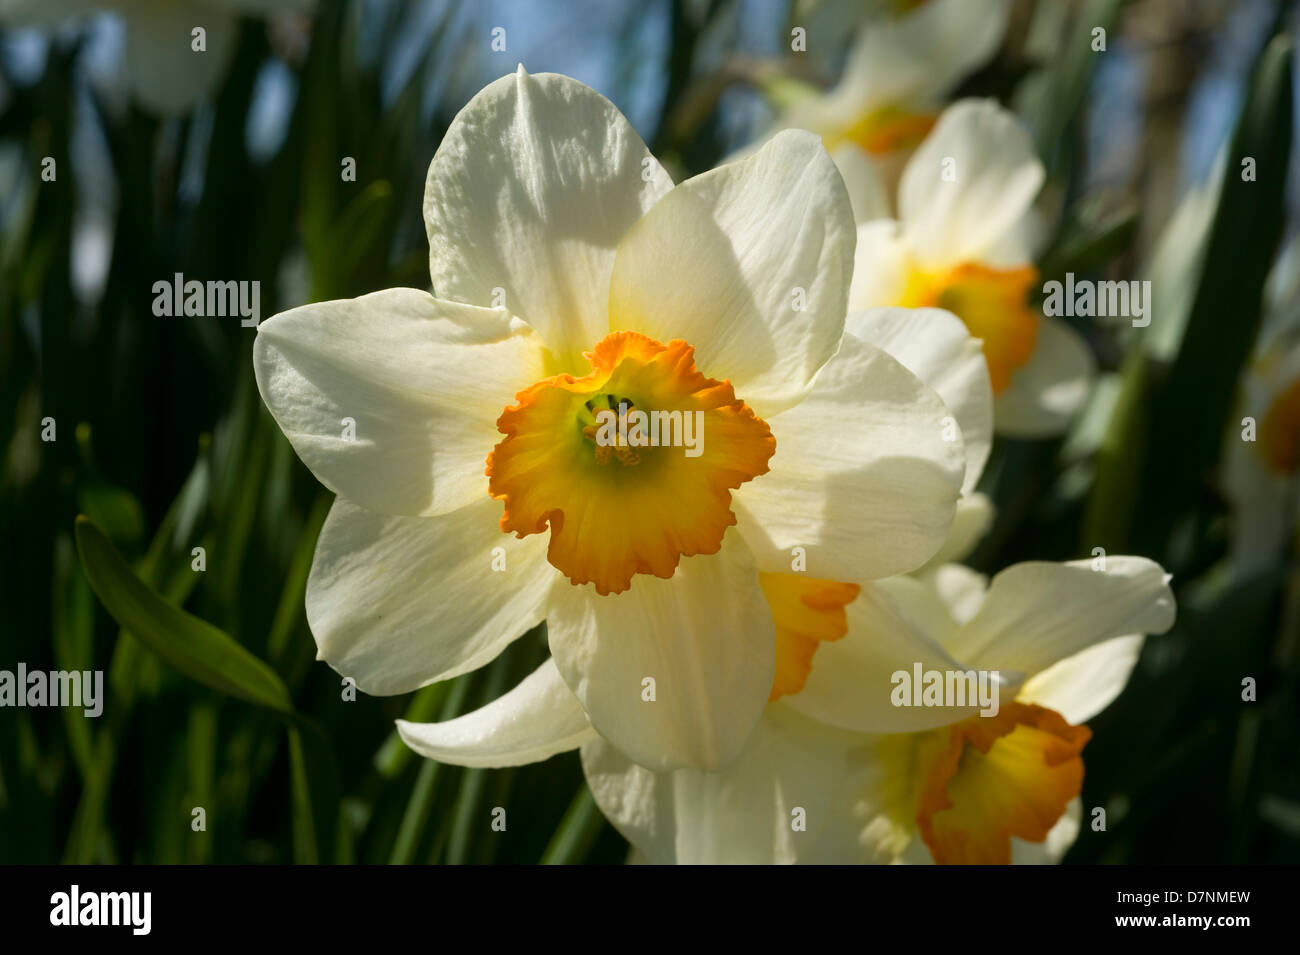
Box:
[75,515,291,713]
[540,787,606,866]
[1132,33,1294,557]
[74,515,339,863]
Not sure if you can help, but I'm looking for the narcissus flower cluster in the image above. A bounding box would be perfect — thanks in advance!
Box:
[255,66,1178,864]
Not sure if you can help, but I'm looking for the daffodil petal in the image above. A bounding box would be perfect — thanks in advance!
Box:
[546,532,774,772]
[785,581,984,734]
[423,66,673,363]
[395,658,596,768]
[899,99,1044,267]
[876,573,964,642]
[895,0,1013,97]
[924,562,989,627]
[925,493,994,566]
[1016,635,1145,725]
[732,333,964,580]
[254,289,545,517]
[831,144,892,224]
[306,497,556,696]
[580,704,861,864]
[797,0,1008,146]
[945,558,1175,680]
[609,129,855,414]
[847,306,993,493]
[848,219,910,311]
[994,316,1095,438]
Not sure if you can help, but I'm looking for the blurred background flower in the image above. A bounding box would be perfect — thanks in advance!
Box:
[2,0,1299,864]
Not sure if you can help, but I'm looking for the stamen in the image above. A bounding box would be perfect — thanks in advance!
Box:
[579,393,642,466]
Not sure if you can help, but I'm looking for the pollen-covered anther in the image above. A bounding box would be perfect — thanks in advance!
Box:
[580,395,642,466]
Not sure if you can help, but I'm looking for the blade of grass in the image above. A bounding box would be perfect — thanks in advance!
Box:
[540,786,605,865]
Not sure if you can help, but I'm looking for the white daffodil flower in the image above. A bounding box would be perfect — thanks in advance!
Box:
[1222,241,1300,577]
[848,98,1095,438]
[583,557,1175,865]
[255,68,967,773]
[776,0,1013,223]
[0,0,309,115]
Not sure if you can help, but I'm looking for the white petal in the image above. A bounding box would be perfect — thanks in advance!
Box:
[1016,635,1145,725]
[733,332,964,580]
[396,658,596,768]
[981,204,1049,267]
[944,557,1175,680]
[847,306,993,493]
[580,704,862,864]
[924,562,989,627]
[898,99,1044,267]
[124,5,237,115]
[305,497,556,696]
[423,66,673,362]
[831,144,892,224]
[254,288,545,517]
[803,0,1010,137]
[994,316,1095,438]
[609,130,855,414]
[839,0,1012,109]
[925,492,994,566]
[785,581,980,734]
[847,219,910,312]
[547,532,774,772]
[888,0,1013,98]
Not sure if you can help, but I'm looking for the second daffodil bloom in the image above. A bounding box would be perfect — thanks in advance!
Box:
[395,544,1176,864]
[584,557,1176,864]
[775,0,1013,223]
[254,67,966,772]
[848,98,1096,438]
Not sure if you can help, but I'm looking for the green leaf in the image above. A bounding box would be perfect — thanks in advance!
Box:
[1081,351,1150,552]
[1130,33,1294,558]
[75,515,291,713]
[74,515,340,863]
[540,786,606,865]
